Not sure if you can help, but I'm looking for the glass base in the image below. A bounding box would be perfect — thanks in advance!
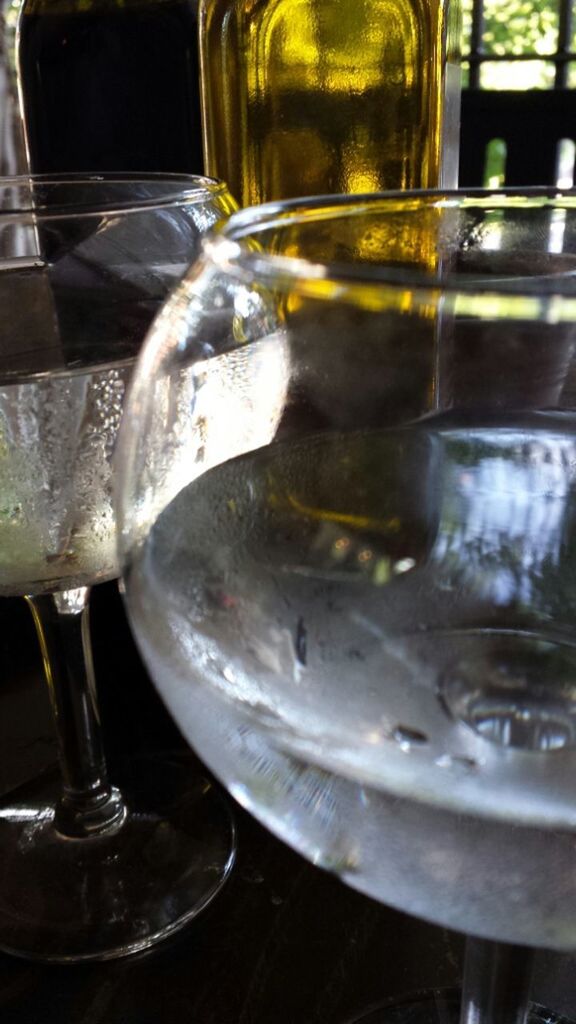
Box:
[347,990,574,1024]
[0,753,236,962]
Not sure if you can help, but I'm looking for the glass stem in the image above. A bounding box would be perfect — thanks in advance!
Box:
[460,937,534,1024]
[26,586,126,839]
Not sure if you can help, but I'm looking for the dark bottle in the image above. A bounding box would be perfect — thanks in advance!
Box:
[18,0,204,174]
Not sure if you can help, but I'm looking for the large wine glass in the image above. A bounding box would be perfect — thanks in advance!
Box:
[0,173,237,962]
[117,191,576,1021]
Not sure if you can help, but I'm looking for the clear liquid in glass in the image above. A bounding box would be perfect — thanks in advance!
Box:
[125,383,576,949]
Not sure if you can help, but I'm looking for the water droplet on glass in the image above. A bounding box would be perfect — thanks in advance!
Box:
[393,724,428,752]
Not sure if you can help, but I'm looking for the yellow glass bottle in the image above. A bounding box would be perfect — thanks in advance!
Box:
[199,0,461,208]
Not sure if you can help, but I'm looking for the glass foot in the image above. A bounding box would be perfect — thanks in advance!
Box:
[347,990,574,1024]
[0,754,236,962]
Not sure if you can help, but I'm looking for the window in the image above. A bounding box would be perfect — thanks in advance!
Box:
[459,0,576,186]
[461,0,574,90]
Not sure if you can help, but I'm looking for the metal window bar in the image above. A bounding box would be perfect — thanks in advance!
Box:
[556,0,574,85]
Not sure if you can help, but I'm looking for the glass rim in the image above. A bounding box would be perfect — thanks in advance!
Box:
[205,186,576,301]
[0,171,230,219]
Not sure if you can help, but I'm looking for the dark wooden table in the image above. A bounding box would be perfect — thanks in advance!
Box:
[0,586,573,1024]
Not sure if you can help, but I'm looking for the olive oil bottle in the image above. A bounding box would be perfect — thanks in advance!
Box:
[199,0,461,207]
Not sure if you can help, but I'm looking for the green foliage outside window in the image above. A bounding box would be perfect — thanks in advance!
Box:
[461,0,564,89]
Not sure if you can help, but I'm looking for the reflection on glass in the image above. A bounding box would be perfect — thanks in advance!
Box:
[433,426,574,610]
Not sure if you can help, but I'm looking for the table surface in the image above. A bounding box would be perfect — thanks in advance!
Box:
[0,585,574,1024]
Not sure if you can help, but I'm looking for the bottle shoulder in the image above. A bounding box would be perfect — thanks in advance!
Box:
[200,0,448,34]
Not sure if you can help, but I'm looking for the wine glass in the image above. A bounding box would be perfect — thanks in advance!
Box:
[0,173,237,963]
[117,190,576,1022]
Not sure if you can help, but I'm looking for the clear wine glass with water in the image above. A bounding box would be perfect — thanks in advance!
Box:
[117,191,576,1022]
[0,173,237,962]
